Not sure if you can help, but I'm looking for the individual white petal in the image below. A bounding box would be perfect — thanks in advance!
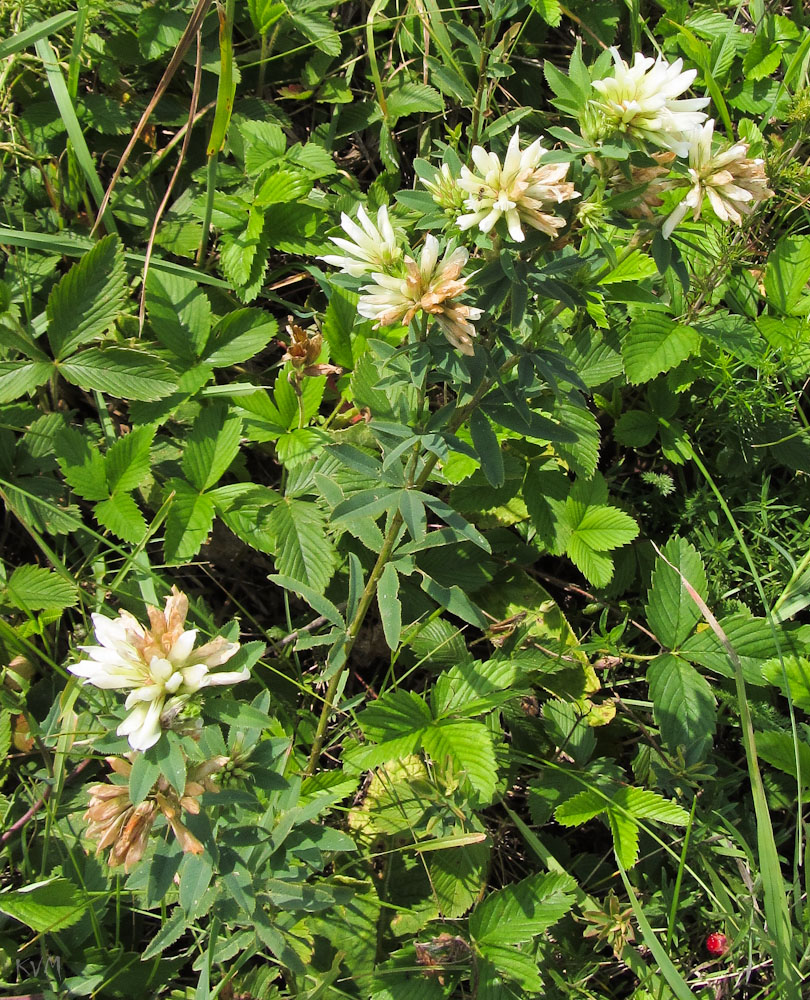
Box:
[179,663,209,693]
[505,207,525,242]
[168,629,197,665]
[470,146,493,176]
[419,235,440,282]
[662,199,690,239]
[202,667,251,687]
[118,699,164,751]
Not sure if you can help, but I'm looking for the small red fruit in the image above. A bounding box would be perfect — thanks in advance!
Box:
[705,932,728,956]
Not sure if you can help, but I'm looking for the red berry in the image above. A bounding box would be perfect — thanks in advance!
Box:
[705,932,728,956]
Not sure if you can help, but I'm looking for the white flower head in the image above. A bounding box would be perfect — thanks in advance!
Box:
[456,127,578,242]
[357,236,482,355]
[662,120,774,237]
[591,49,710,156]
[320,204,402,277]
[71,588,249,751]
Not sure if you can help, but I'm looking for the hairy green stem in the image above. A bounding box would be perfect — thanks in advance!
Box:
[366,0,389,123]
[469,21,494,149]
[304,349,519,776]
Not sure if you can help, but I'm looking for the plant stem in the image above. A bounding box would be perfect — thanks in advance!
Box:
[197,151,218,265]
[304,349,518,776]
[469,21,494,149]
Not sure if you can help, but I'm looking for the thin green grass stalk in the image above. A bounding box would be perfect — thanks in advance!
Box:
[469,20,494,149]
[34,39,117,235]
[67,0,91,99]
[366,0,390,124]
[617,860,700,1000]
[0,10,77,59]
[660,795,699,1000]
[39,679,80,875]
[654,448,803,1000]
[0,225,231,288]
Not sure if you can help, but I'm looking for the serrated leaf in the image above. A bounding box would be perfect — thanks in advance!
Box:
[599,250,658,284]
[765,235,810,315]
[646,536,706,647]
[608,808,640,868]
[247,0,285,34]
[0,360,53,403]
[182,403,242,492]
[422,720,497,801]
[289,10,340,55]
[357,689,433,742]
[55,425,109,500]
[5,565,78,612]
[681,611,774,685]
[762,655,810,712]
[469,871,576,946]
[428,834,490,918]
[573,507,638,552]
[623,316,700,384]
[612,785,690,825]
[386,81,444,121]
[469,409,504,488]
[59,347,176,401]
[268,497,336,594]
[432,658,519,718]
[554,788,605,826]
[552,394,600,479]
[46,235,126,359]
[530,0,562,27]
[164,480,216,563]
[203,308,278,367]
[377,562,401,651]
[615,409,658,447]
[0,878,86,933]
[756,730,810,784]
[322,286,359,369]
[145,268,210,362]
[105,425,155,494]
[141,907,189,960]
[648,654,716,765]
[95,493,148,543]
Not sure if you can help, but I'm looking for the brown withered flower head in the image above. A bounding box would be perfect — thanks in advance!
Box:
[282,321,342,378]
[604,150,677,219]
[84,754,228,870]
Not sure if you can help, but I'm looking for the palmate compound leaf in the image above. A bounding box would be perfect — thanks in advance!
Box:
[268,497,337,595]
[648,654,716,766]
[46,234,126,359]
[558,478,638,587]
[645,536,708,648]
[555,785,688,867]
[469,871,576,947]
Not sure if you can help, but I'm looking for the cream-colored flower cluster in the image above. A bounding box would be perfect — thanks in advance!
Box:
[70,587,249,751]
[588,49,772,236]
[320,207,482,356]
